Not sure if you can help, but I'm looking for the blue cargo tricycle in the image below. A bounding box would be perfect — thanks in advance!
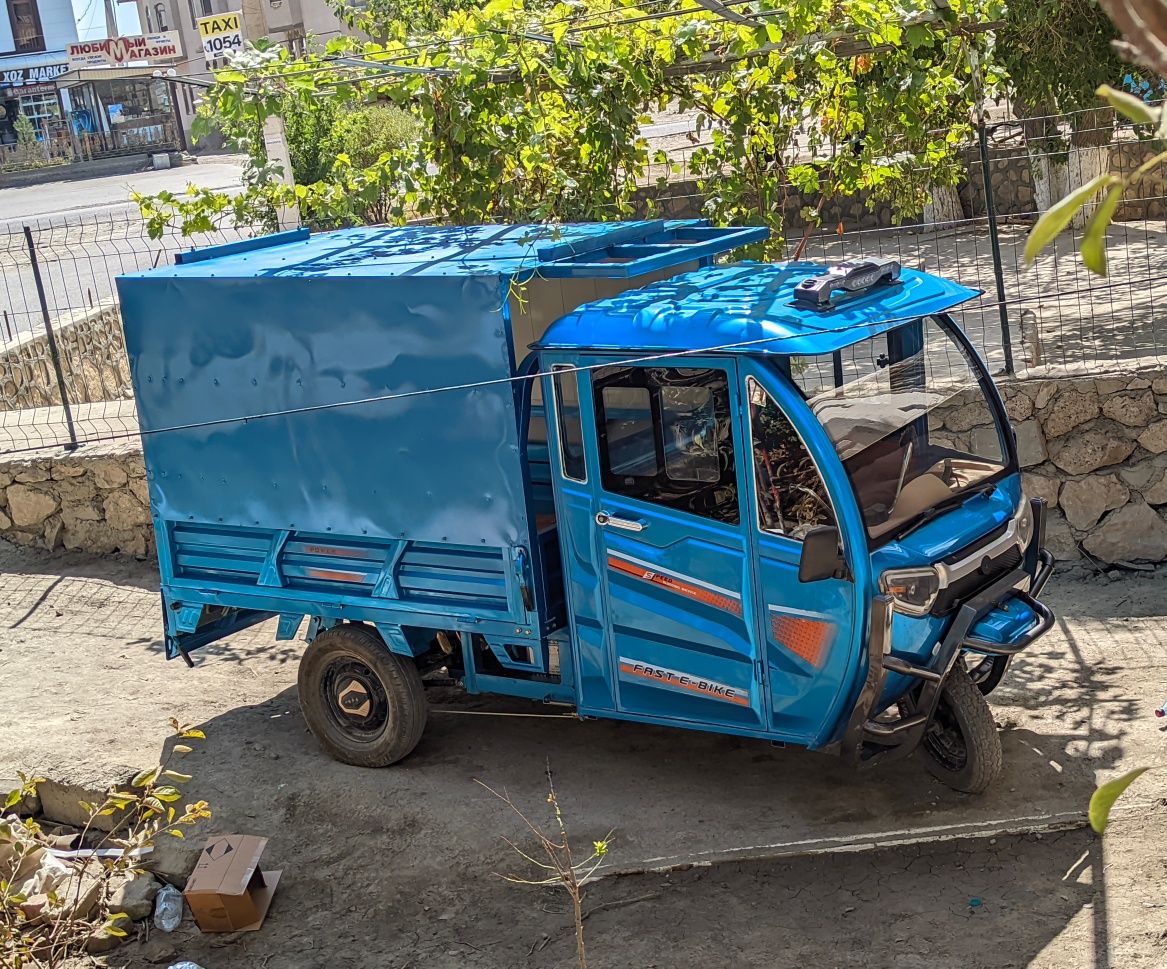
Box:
[117,220,1054,793]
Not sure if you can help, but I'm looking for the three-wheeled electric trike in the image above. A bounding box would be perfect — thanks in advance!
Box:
[116,219,1054,793]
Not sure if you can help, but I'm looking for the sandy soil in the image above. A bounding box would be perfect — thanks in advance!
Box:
[2,541,1166,968]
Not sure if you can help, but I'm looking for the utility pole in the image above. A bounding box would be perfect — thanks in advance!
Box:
[103,0,118,37]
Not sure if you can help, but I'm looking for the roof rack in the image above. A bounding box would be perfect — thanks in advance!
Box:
[792,258,901,310]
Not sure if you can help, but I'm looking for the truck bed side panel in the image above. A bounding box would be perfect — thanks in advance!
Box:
[117,274,529,549]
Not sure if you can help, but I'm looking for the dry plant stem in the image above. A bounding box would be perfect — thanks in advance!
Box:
[477,766,613,969]
[1098,0,1167,76]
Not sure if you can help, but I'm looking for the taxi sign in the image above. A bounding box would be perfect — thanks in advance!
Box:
[197,11,243,62]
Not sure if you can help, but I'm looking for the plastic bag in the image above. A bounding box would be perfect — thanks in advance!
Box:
[153,883,184,932]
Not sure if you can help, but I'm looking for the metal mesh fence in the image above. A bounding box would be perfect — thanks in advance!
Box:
[0,106,1164,458]
[0,214,249,455]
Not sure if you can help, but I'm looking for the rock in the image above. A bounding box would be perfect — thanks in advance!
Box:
[1083,503,1167,563]
[0,777,41,816]
[0,507,11,531]
[1042,389,1099,438]
[1049,426,1136,475]
[1152,377,1167,394]
[1159,402,1167,416]
[1014,420,1047,468]
[0,470,11,488]
[1021,471,1060,508]
[103,492,150,531]
[1145,473,1167,506]
[84,925,126,954]
[54,475,97,502]
[1060,474,1129,530]
[60,500,103,528]
[43,517,63,550]
[1138,421,1167,454]
[13,463,51,483]
[1044,512,1081,561]
[943,401,994,432]
[1004,393,1034,422]
[6,485,59,528]
[91,460,129,490]
[36,762,137,832]
[1102,391,1157,427]
[144,834,203,888]
[107,870,160,921]
[1119,455,1167,490]
[1095,377,1129,395]
[1127,377,1151,390]
[1035,382,1057,410]
[139,939,177,964]
[50,462,87,479]
[129,476,150,506]
[63,520,121,555]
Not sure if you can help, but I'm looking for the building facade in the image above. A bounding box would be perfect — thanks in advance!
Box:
[0,0,76,154]
[121,0,355,144]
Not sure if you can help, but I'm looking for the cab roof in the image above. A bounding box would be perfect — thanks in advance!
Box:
[534,262,981,357]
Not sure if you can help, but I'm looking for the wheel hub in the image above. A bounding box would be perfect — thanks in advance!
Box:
[321,658,390,738]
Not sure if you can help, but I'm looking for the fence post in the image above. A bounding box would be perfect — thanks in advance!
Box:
[24,225,78,451]
[976,118,1015,375]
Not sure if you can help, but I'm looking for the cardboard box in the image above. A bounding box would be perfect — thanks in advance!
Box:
[183,835,281,932]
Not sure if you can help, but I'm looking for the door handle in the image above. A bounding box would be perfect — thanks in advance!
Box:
[595,511,647,532]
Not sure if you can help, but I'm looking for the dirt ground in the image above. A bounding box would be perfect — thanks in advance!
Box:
[2,540,1167,968]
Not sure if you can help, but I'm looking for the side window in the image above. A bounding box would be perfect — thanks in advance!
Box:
[594,366,738,525]
[747,377,836,538]
[551,366,586,482]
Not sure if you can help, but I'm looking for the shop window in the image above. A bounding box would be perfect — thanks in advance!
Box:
[747,377,836,539]
[594,366,739,525]
[7,0,45,52]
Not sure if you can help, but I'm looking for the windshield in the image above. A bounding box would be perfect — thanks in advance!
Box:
[790,315,1008,543]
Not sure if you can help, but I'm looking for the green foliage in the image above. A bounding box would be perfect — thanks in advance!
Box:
[1089,766,1152,833]
[1,721,212,967]
[1025,85,1167,274]
[12,114,36,147]
[996,0,1125,125]
[333,102,419,169]
[136,0,999,253]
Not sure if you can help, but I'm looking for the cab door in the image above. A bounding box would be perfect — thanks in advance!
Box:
[739,361,861,747]
[575,356,767,732]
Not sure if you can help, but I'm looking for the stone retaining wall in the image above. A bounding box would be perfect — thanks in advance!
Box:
[2,370,1167,565]
[0,447,153,558]
[0,304,133,413]
[935,370,1167,565]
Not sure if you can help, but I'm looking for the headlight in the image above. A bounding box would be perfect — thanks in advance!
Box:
[880,567,941,616]
[1015,498,1034,549]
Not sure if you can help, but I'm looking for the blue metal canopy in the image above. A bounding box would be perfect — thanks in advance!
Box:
[124,220,768,280]
[535,262,982,356]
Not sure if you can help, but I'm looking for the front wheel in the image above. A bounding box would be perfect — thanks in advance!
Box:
[298,624,428,767]
[919,665,1003,794]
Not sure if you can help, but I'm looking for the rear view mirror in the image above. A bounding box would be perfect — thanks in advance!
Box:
[799,526,846,582]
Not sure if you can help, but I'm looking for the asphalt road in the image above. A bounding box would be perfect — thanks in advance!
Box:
[0,155,247,227]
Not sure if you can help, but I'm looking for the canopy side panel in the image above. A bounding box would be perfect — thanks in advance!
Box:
[117,274,528,548]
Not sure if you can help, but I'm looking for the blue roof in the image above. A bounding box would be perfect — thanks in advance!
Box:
[122,220,765,280]
[535,262,982,356]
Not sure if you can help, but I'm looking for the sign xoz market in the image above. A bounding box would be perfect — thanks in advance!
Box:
[67,32,183,69]
[0,63,69,87]
[196,12,244,62]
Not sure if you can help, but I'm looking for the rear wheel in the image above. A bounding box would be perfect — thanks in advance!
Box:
[920,665,1002,794]
[298,624,427,767]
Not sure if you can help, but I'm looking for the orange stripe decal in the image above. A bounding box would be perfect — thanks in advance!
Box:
[305,567,367,583]
[619,659,750,706]
[769,611,834,668]
[607,556,743,616]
